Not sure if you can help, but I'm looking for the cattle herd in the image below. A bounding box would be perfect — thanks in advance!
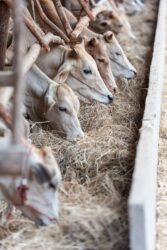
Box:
[0,0,145,227]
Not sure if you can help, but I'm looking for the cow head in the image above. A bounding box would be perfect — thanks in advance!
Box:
[25,66,84,141]
[44,82,84,141]
[85,37,117,92]
[54,43,113,104]
[90,10,124,35]
[103,31,137,78]
[12,146,62,226]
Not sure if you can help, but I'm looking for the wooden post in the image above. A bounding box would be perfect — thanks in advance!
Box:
[12,0,25,144]
[0,2,10,70]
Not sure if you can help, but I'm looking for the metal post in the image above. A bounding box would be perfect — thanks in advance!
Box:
[12,0,25,144]
[0,2,10,70]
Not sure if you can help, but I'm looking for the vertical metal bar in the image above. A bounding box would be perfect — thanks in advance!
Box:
[0,2,10,70]
[12,0,25,144]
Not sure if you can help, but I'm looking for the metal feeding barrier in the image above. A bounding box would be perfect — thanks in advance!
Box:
[0,0,27,168]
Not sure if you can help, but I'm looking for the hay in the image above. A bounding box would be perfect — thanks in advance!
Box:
[0,1,158,249]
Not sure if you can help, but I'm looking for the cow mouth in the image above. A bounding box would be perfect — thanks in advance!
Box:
[25,204,59,226]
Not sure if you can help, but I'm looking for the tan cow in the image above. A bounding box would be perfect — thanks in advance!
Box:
[0,140,62,226]
[102,31,137,78]
[0,89,62,226]
[33,1,137,80]
[36,43,113,103]
[25,65,84,141]
[60,0,135,38]
[85,37,118,91]
[90,10,124,34]
[6,19,113,104]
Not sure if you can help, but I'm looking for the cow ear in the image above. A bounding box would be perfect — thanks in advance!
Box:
[41,146,52,156]
[68,48,79,59]
[41,146,54,161]
[54,63,71,83]
[108,11,114,19]
[104,31,113,42]
[44,85,56,113]
[87,37,98,47]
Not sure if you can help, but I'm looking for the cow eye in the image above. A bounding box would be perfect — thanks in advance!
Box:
[83,69,92,75]
[49,183,56,190]
[101,22,107,27]
[59,107,67,112]
[115,52,121,56]
[98,58,105,63]
[118,24,123,28]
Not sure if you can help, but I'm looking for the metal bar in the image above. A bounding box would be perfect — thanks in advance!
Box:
[0,2,10,70]
[0,146,27,176]
[12,0,25,144]
[0,71,14,86]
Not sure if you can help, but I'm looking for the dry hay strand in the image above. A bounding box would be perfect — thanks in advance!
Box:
[0,0,159,249]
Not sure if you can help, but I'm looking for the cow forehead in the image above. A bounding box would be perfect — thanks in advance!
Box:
[39,161,61,185]
[74,44,94,61]
[57,85,77,103]
[33,147,61,178]
[95,44,108,56]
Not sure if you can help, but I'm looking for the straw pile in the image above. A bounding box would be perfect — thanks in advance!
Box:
[0,0,158,249]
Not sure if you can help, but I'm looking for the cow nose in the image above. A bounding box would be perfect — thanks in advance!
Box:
[132,70,137,76]
[67,130,84,141]
[36,218,46,227]
[108,95,113,102]
[76,130,84,139]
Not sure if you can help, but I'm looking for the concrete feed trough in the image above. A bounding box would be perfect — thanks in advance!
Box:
[129,0,167,250]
